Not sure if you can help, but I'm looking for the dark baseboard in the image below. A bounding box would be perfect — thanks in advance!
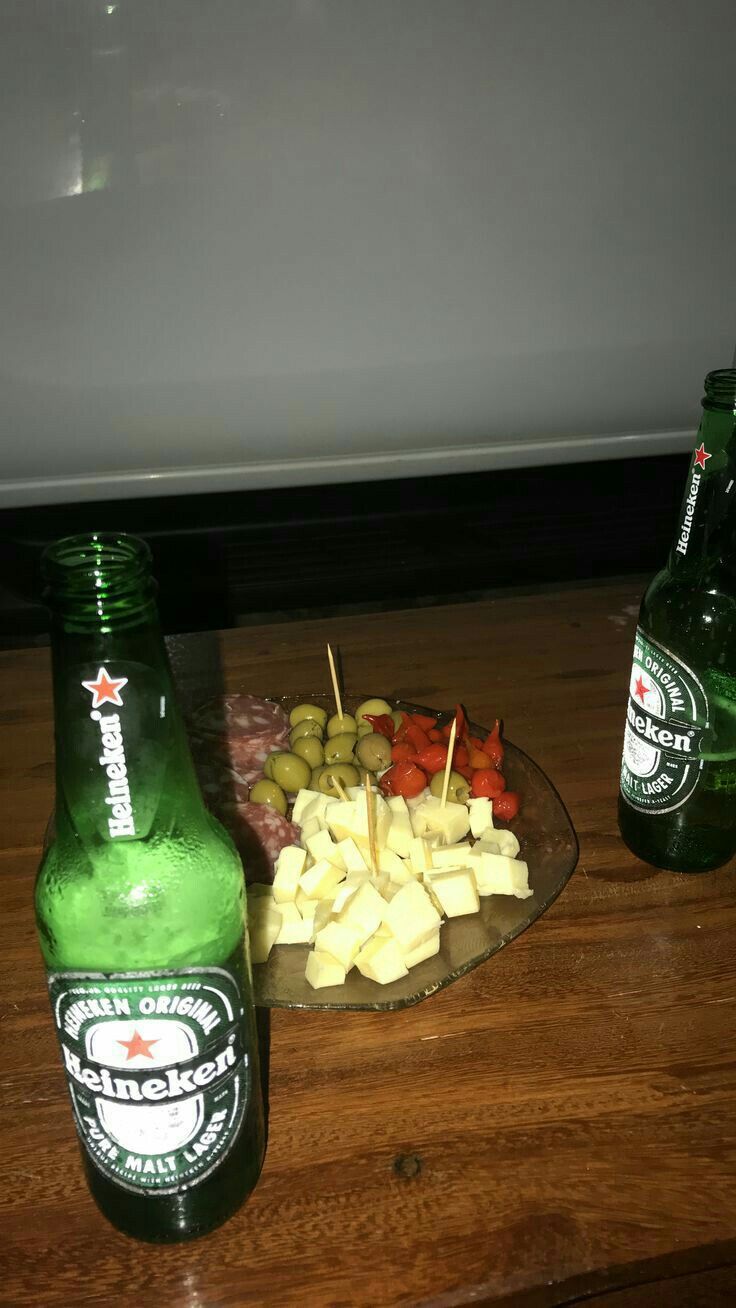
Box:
[0,452,688,647]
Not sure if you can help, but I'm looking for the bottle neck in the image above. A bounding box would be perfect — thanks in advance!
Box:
[44,536,204,849]
[668,385,736,581]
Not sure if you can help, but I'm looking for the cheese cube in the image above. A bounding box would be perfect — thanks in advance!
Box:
[387,811,414,858]
[383,880,442,954]
[313,899,336,934]
[332,882,358,915]
[374,921,393,939]
[408,835,435,875]
[475,832,501,855]
[386,859,416,886]
[431,842,474,869]
[295,893,320,921]
[387,795,411,817]
[334,837,368,873]
[299,858,345,900]
[403,931,441,968]
[336,880,385,943]
[306,828,344,868]
[313,921,364,971]
[376,848,406,879]
[292,788,323,827]
[468,797,494,838]
[276,902,314,944]
[324,801,357,842]
[425,867,479,917]
[493,828,521,859]
[248,908,282,963]
[355,936,408,985]
[351,790,392,849]
[475,852,532,898]
[385,796,414,857]
[272,845,308,903]
[305,950,346,990]
[411,796,470,845]
[298,817,322,848]
[344,867,371,888]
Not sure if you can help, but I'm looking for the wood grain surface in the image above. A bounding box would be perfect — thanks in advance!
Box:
[2,579,736,1308]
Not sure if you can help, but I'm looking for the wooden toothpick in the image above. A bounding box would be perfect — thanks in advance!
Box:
[440,718,457,809]
[364,771,378,876]
[331,777,350,804]
[326,643,343,722]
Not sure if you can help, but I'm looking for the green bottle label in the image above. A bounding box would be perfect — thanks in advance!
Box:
[620,628,709,813]
[48,966,249,1195]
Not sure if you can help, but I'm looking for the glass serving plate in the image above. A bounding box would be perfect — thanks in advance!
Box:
[183,681,578,1013]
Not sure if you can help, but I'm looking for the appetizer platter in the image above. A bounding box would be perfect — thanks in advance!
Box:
[187,653,578,1011]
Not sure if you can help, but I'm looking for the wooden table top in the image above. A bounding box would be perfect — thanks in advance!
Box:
[2,578,736,1308]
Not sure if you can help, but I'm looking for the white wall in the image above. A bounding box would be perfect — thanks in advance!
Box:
[0,0,733,506]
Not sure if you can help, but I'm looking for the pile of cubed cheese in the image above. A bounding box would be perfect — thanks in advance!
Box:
[248,786,531,989]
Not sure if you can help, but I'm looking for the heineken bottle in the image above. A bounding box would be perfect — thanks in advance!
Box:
[619,368,736,872]
[35,533,265,1241]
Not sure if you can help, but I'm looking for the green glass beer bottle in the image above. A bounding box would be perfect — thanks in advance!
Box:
[35,533,265,1241]
[618,368,736,872]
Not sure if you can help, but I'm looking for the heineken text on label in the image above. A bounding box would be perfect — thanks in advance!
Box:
[620,629,709,813]
[49,967,249,1194]
[82,667,135,839]
[674,443,711,558]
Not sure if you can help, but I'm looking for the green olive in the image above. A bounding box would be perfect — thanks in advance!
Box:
[355,732,392,772]
[249,778,288,816]
[289,718,323,747]
[268,751,312,793]
[310,765,326,789]
[356,721,374,738]
[292,735,324,769]
[289,703,328,730]
[354,697,393,729]
[317,763,360,797]
[429,769,470,805]
[390,710,404,732]
[326,712,358,738]
[323,732,358,765]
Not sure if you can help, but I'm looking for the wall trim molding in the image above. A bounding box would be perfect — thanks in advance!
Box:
[2,428,693,508]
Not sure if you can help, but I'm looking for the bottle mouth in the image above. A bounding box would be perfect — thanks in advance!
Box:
[42,533,153,605]
[703,369,736,410]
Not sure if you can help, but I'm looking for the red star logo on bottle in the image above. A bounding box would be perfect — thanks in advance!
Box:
[634,674,650,703]
[117,1029,159,1061]
[81,666,128,709]
[693,443,711,471]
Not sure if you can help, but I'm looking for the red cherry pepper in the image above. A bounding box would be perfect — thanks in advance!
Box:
[493,791,520,820]
[454,763,474,783]
[428,727,444,743]
[408,712,439,731]
[411,744,449,774]
[363,713,395,739]
[482,720,504,768]
[471,768,506,799]
[391,741,416,764]
[453,743,469,768]
[379,761,427,799]
[405,721,431,752]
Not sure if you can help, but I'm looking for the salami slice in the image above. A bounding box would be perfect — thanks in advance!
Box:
[219,802,299,884]
[191,694,289,741]
[189,694,289,791]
